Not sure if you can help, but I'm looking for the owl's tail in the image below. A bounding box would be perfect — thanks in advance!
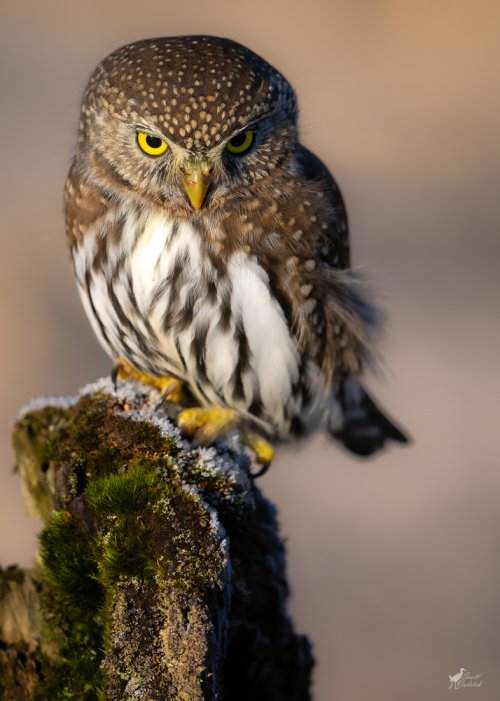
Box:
[329,376,409,457]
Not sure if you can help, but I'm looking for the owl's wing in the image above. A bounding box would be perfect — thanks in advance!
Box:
[295,145,350,268]
[295,150,409,454]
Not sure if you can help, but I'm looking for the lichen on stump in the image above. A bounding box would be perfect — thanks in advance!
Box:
[1,378,313,700]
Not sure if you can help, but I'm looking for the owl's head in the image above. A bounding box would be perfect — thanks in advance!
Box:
[78,36,298,213]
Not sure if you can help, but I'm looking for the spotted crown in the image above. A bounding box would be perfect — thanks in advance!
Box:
[82,35,297,153]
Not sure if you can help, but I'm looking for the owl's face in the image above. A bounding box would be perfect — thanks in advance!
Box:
[78,36,298,214]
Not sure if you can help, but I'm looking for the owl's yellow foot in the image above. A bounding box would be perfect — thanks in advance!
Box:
[178,406,275,474]
[112,360,275,472]
[241,431,275,477]
[242,433,275,465]
[177,407,237,445]
[111,358,184,404]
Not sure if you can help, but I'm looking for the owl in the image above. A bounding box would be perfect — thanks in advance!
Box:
[65,35,407,467]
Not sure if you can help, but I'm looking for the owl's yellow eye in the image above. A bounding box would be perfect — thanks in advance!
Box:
[137,132,168,156]
[226,130,255,154]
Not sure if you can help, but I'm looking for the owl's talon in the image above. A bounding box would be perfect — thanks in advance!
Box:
[177,407,237,445]
[111,358,184,404]
[248,461,272,479]
[241,431,275,478]
[111,359,126,390]
[154,378,184,410]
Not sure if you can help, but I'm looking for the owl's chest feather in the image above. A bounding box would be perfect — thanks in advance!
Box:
[80,211,302,432]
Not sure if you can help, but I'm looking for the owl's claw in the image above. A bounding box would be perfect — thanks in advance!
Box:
[177,407,237,445]
[153,378,184,408]
[112,360,275,472]
[178,407,275,475]
[241,431,274,478]
[111,358,184,404]
[111,359,125,391]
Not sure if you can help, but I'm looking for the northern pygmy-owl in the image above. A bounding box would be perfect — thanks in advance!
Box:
[65,36,407,464]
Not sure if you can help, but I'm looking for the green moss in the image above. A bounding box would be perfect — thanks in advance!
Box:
[39,511,106,700]
[39,511,103,616]
[61,398,176,486]
[15,393,179,504]
[99,527,156,588]
[87,462,222,594]
[86,463,168,586]
[86,462,165,517]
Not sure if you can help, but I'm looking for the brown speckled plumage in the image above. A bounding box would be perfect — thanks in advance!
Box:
[65,35,407,455]
[84,36,296,151]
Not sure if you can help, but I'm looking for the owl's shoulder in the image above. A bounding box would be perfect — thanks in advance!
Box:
[294,145,347,217]
[65,162,114,247]
[264,145,350,269]
[295,145,335,184]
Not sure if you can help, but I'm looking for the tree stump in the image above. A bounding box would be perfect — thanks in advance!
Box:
[0,377,313,700]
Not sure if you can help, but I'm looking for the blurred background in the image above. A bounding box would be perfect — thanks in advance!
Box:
[1,0,499,698]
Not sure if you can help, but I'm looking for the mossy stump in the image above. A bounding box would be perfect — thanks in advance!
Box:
[0,378,313,700]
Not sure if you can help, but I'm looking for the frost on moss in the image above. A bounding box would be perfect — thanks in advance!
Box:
[3,378,313,700]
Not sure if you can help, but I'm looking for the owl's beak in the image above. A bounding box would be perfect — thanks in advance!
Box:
[181,160,214,209]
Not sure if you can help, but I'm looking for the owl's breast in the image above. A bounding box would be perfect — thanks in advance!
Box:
[76,209,316,434]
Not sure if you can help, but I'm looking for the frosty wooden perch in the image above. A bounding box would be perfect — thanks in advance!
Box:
[0,378,313,700]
